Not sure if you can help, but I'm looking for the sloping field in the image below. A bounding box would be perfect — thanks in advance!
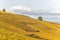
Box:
[0,11,60,40]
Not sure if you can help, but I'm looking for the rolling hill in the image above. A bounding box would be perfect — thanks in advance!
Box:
[0,11,60,40]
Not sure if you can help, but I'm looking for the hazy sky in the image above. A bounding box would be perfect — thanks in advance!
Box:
[1,0,60,22]
[0,0,60,13]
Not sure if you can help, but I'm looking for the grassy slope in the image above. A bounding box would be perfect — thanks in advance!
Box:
[0,11,60,40]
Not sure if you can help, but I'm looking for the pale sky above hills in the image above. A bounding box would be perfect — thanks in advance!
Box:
[0,0,60,22]
[0,0,60,13]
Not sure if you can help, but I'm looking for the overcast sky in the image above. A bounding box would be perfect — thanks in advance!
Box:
[0,0,60,22]
[0,0,60,13]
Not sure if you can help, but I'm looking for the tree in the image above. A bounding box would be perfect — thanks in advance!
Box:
[3,8,6,12]
[38,16,43,21]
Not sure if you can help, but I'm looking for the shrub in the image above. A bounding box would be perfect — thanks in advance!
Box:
[38,16,43,21]
[3,8,6,12]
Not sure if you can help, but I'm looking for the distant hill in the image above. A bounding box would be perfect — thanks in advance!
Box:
[0,11,60,40]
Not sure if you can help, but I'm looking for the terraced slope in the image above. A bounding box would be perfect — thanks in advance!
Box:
[0,11,60,40]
